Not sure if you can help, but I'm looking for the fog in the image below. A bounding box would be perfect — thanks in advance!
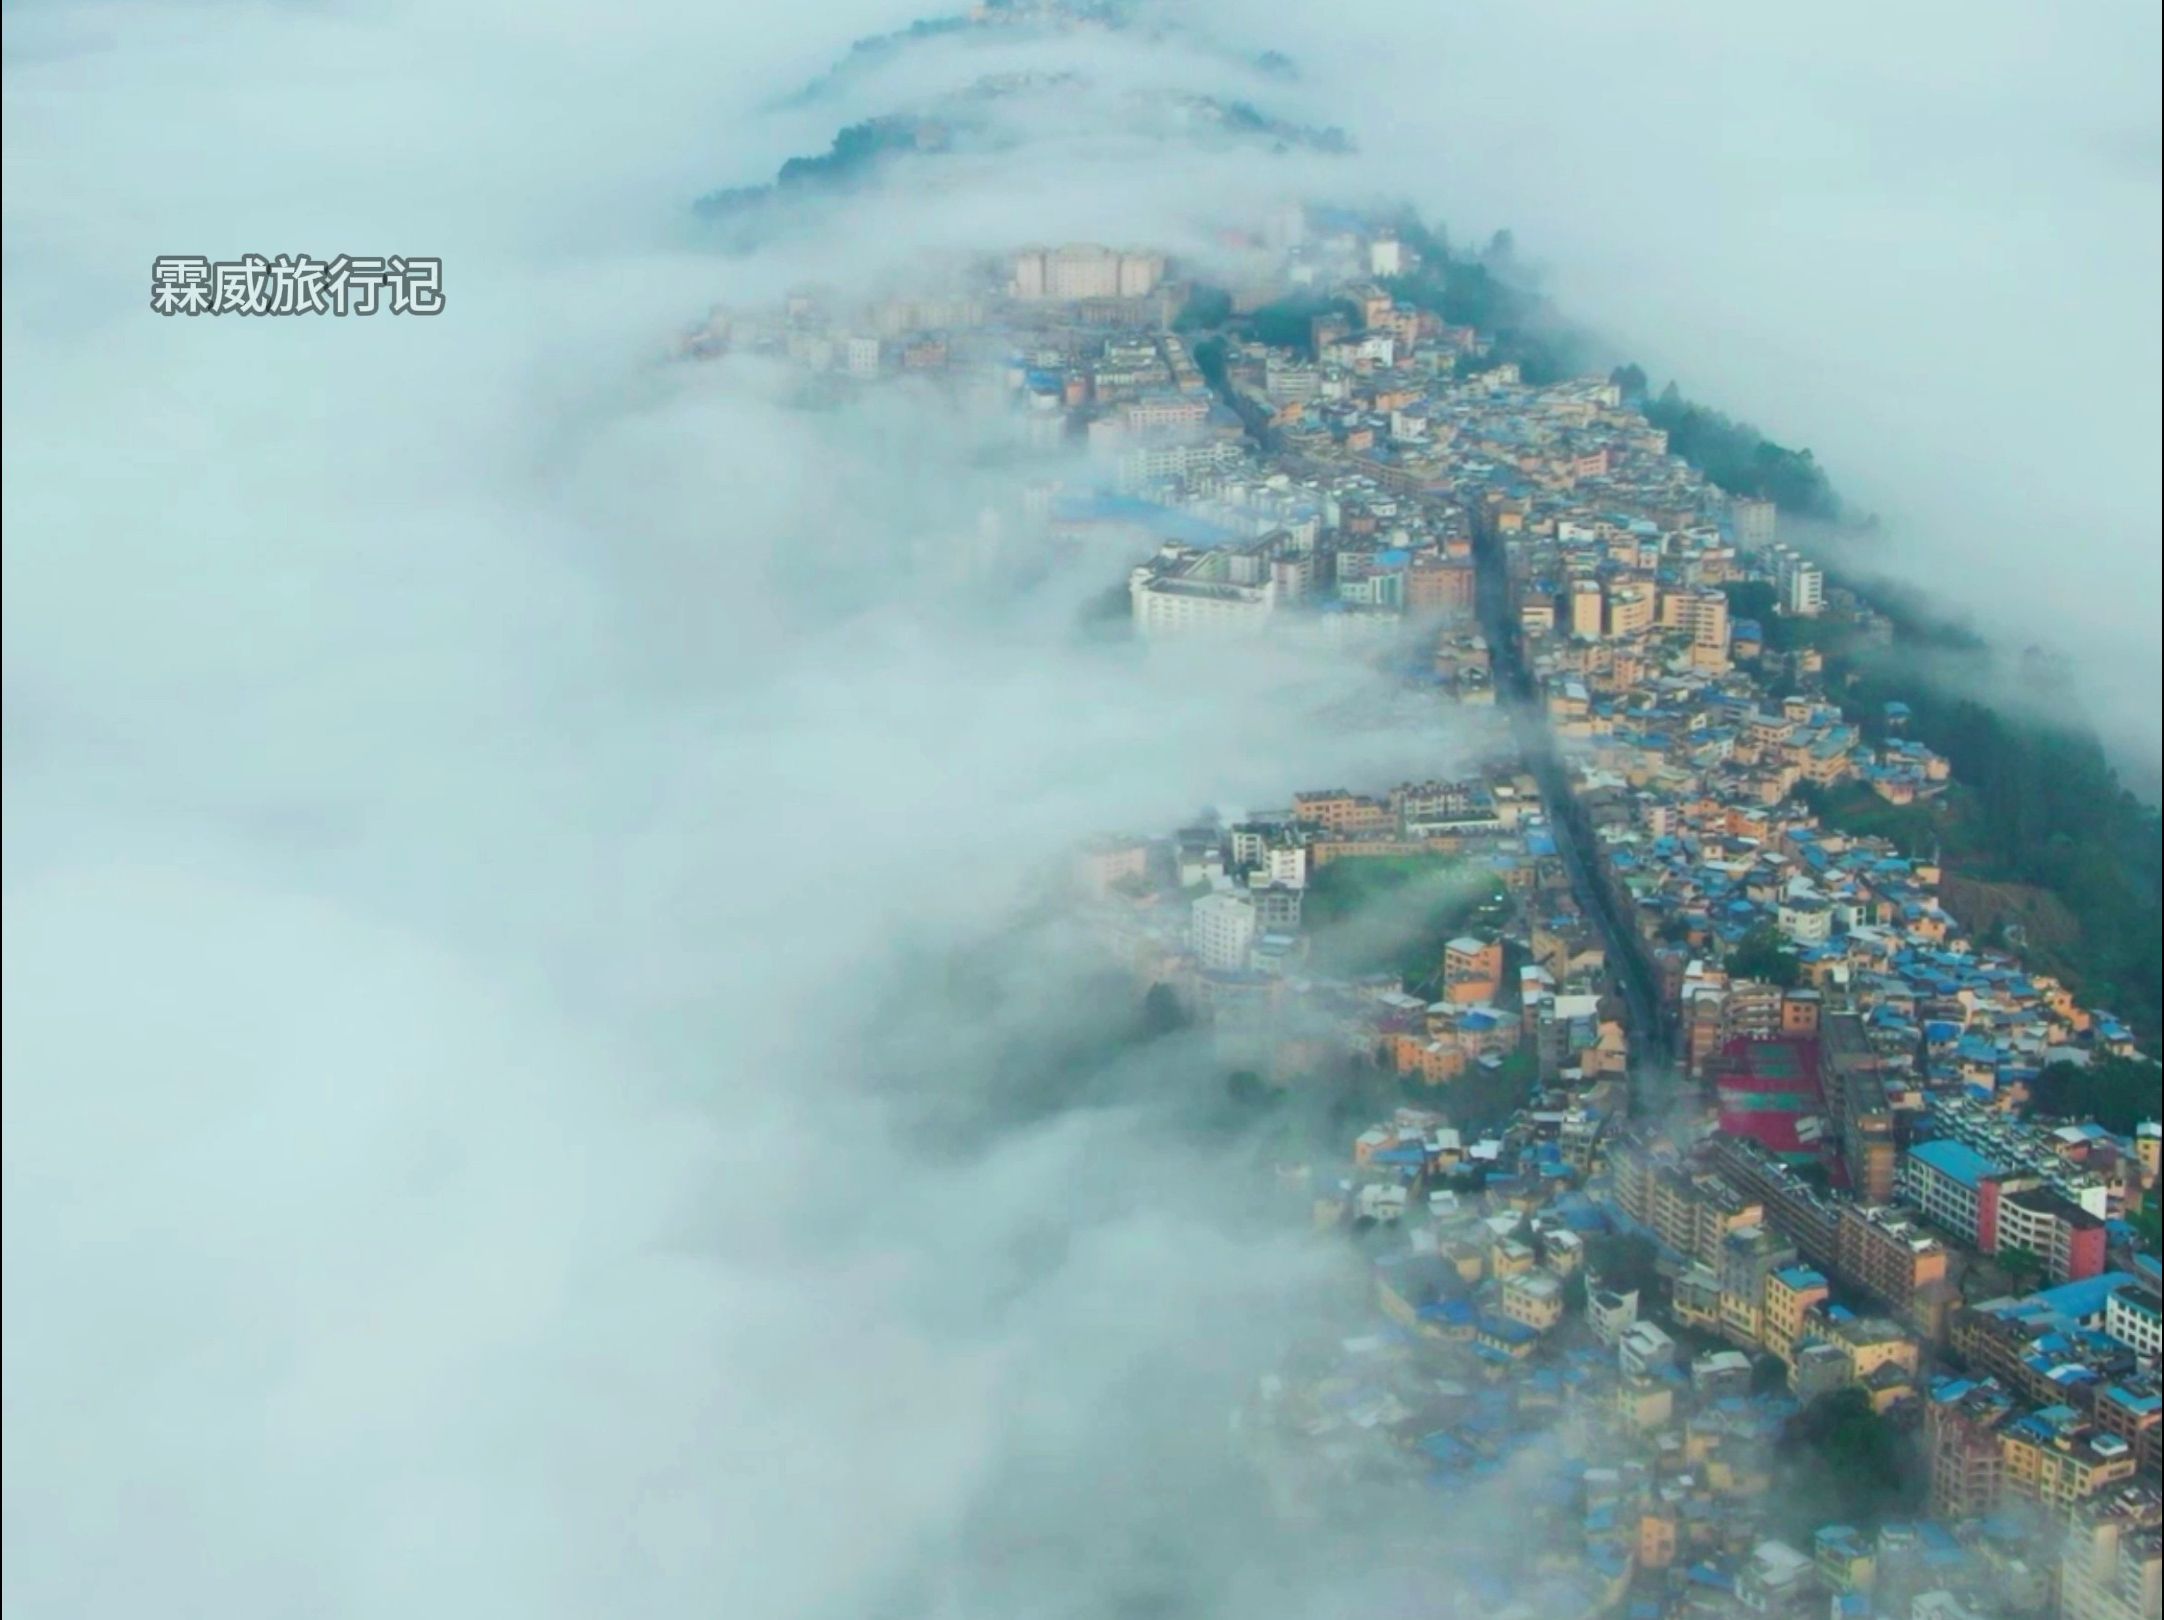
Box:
[1,4,1498,1617]
[1208,0,2164,781]
[7,2,2156,1616]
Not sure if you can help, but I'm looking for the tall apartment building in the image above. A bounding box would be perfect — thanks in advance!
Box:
[1405,556,1477,616]
[1077,836,1149,896]
[1925,1377,2016,1520]
[1189,890,1257,973]
[1610,1135,1766,1269]
[1568,579,1604,640]
[1763,1263,1831,1365]
[1011,245,1166,301]
[1905,1137,2108,1282]
[1706,1135,1953,1338]
[1731,495,1778,550]
[1823,1012,1898,1205]
[2107,1286,2162,1363]
[1922,1377,2140,1526]
[2057,1486,2161,1620]
[1726,979,1786,1042]
[1775,547,1825,617]
[2001,1406,2140,1518]
[1998,1185,2110,1283]
[1248,883,1302,932]
[1129,543,1282,637]
[1907,1138,2002,1243]
[2093,1380,2164,1481]
[1660,588,1732,655]
[1606,583,1657,638]
[1714,1224,1797,1347]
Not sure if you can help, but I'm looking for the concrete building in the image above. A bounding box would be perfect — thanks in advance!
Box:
[1660,588,1731,656]
[1501,1270,1565,1334]
[1606,583,1657,639]
[2001,1404,2139,1517]
[2056,1486,2161,1620]
[1731,495,1778,550]
[1618,1319,1676,1378]
[1078,836,1149,896]
[1588,1287,1639,1348]
[1129,555,1278,636]
[1763,1264,1831,1365]
[1997,1185,2109,1283]
[1568,579,1603,640]
[1190,890,1257,972]
[1906,1138,2003,1248]
[1778,548,1825,617]
[1925,1376,2015,1520]
[2106,1286,2162,1363]
[1011,245,1165,302]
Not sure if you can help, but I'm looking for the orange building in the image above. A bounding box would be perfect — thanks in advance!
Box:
[1442,935,1504,1004]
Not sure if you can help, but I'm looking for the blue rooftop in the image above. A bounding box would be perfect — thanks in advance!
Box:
[2026,1272,2140,1323]
[1908,1137,2000,1190]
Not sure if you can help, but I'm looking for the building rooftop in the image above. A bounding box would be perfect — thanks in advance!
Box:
[1907,1137,2000,1191]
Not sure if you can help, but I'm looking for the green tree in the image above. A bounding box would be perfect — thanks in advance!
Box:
[1582,1233,1661,1301]
[1996,1245,2046,1294]
[2028,1056,2161,1135]
[1722,581,1779,626]
[1174,285,1233,332]
[1643,386,1839,519]
[1728,923,1801,989]
[1449,1047,1536,1131]
[1244,293,1356,355]
[1140,982,1189,1038]
[2135,1200,2161,1253]
[1776,1388,1924,1533]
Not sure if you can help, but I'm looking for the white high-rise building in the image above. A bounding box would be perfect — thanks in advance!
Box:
[1264,844,1307,889]
[1190,891,1257,972]
[1129,565,1277,636]
[1776,548,1825,617]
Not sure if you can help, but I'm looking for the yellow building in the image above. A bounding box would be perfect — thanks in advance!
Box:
[1825,1313,1921,1386]
[1638,1513,1678,1570]
[1616,1377,1674,1432]
[1813,1525,1876,1595]
[1490,1237,1537,1279]
[1763,1265,1831,1365]
[1674,1265,1724,1336]
[1502,1270,1566,1334]
[2001,1409,2141,1519]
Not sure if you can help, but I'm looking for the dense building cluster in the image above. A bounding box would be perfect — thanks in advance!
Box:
[684,195,2159,1620]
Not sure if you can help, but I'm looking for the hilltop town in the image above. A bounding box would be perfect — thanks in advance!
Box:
[683,210,2161,1620]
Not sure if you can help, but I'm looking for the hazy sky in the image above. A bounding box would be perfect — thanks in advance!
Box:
[2,5,1473,1615]
[4,2,2158,1616]
[1213,0,2164,777]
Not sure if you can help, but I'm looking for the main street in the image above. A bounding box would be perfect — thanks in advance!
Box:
[1202,335,1679,1109]
[1469,517,1678,1111]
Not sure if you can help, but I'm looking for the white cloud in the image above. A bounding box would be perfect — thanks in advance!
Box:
[17,2,2149,1612]
[1210,0,2162,777]
[4,5,1488,1616]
